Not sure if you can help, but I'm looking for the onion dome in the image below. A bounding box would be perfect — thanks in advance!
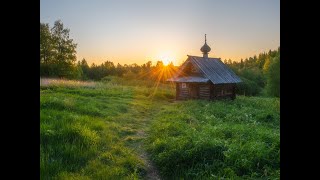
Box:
[200,34,211,58]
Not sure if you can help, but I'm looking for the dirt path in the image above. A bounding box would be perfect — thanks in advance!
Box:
[123,96,167,179]
[141,151,161,180]
[136,130,161,180]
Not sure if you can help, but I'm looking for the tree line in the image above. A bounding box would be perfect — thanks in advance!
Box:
[77,58,177,82]
[40,20,279,97]
[224,48,280,97]
[40,20,177,82]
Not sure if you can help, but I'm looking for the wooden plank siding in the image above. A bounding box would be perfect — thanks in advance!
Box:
[211,83,236,100]
[176,83,189,100]
[176,82,236,100]
[199,84,210,99]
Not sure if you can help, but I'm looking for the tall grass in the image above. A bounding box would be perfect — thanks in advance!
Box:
[40,78,97,88]
[40,82,145,179]
[146,96,280,179]
[40,77,279,179]
[40,77,175,179]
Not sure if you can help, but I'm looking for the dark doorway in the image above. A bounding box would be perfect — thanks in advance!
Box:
[189,84,199,99]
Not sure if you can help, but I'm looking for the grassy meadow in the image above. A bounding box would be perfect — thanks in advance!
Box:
[40,77,279,179]
[146,96,279,179]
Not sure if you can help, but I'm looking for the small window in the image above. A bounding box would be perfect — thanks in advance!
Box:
[182,83,187,88]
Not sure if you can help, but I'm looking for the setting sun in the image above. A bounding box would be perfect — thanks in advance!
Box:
[157,53,176,66]
[161,57,171,66]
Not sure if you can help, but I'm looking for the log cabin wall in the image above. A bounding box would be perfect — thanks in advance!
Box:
[176,83,189,100]
[176,82,212,100]
[189,83,199,99]
[176,82,236,100]
[210,83,236,100]
[199,83,211,100]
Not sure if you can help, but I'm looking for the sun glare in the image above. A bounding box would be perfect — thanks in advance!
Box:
[162,58,170,66]
[157,53,175,66]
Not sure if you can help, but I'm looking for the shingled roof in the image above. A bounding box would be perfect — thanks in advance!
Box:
[168,55,242,84]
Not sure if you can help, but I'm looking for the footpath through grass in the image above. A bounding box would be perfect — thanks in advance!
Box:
[40,78,280,179]
[40,79,173,179]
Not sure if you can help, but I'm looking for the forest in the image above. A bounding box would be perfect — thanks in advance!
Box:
[41,20,279,97]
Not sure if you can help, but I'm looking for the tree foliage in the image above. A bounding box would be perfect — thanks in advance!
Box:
[225,47,280,97]
[40,20,79,78]
[266,54,280,97]
[76,59,177,82]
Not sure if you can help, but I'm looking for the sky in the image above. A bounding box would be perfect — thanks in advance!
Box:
[40,0,280,66]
